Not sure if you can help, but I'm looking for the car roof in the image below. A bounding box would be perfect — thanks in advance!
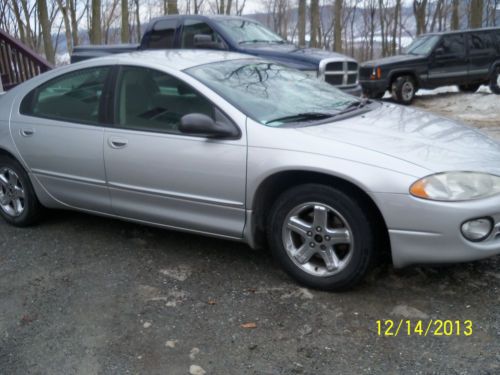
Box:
[78,49,254,71]
[421,26,500,37]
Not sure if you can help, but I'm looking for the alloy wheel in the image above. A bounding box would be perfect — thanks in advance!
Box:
[282,202,354,277]
[0,168,25,217]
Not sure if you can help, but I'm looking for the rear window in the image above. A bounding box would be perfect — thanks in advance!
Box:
[147,19,177,49]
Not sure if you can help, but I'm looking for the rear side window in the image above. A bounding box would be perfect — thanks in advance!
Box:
[20,67,110,125]
[469,32,496,52]
[148,19,177,49]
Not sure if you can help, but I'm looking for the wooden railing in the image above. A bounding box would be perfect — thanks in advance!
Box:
[0,29,53,91]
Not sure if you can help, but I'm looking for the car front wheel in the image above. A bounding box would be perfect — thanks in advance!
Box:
[490,67,500,94]
[267,184,375,291]
[0,156,41,226]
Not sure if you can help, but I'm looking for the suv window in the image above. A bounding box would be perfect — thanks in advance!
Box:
[181,19,225,49]
[438,34,465,56]
[115,66,214,134]
[20,66,110,125]
[148,19,177,49]
[469,32,495,52]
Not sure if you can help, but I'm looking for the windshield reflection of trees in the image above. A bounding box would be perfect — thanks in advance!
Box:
[223,63,301,99]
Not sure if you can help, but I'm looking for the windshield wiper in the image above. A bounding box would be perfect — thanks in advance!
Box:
[338,98,371,113]
[265,112,335,125]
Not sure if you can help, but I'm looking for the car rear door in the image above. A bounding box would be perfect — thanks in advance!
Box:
[10,65,113,213]
[468,31,497,82]
[428,33,468,86]
[103,65,247,237]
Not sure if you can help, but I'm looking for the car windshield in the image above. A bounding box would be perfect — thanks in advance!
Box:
[217,19,285,45]
[406,35,440,55]
[186,59,363,126]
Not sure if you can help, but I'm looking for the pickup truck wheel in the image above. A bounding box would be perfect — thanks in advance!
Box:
[490,67,500,94]
[391,76,416,105]
[267,184,375,291]
[458,84,481,93]
[0,156,42,227]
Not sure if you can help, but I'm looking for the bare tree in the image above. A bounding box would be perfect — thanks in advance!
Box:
[37,0,55,63]
[310,0,320,47]
[413,0,428,35]
[121,0,129,42]
[469,0,484,27]
[333,0,343,52]
[451,0,460,29]
[298,0,306,46]
[90,0,101,43]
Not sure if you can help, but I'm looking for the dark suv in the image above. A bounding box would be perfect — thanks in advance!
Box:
[359,27,500,104]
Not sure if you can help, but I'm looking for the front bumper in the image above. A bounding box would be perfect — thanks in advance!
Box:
[359,79,389,97]
[338,84,363,97]
[372,192,500,267]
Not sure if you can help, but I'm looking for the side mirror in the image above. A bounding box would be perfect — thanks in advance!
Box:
[179,113,238,138]
[193,34,222,49]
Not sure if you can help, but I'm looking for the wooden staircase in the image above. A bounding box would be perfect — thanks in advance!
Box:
[0,29,53,91]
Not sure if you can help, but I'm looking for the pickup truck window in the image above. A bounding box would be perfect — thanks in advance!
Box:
[181,20,225,49]
[217,19,285,45]
[148,19,177,49]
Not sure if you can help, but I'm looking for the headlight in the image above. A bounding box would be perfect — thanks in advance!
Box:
[301,70,318,79]
[410,172,500,201]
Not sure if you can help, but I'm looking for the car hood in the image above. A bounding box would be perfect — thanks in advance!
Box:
[362,54,424,67]
[240,44,353,69]
[295,103,500,175]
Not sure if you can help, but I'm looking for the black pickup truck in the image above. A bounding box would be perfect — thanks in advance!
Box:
[359,27,500,104]
[72,15,362,96]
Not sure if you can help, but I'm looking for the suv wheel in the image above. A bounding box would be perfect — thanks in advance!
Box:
[391,75,416,105]
[490,67,500,94]
[0,156,41,226]
[267,184,375,291]
[458,84,480,93]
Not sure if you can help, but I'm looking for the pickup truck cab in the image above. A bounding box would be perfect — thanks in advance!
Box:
[71,15,362,96]
[359,27,500,104]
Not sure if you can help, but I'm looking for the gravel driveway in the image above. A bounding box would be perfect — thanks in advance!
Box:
[1,92,499,374]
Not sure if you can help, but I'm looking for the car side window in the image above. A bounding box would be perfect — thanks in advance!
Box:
[20,66,110,125]
[438,34,465,56]
[147,19,177,49]
[469,32,495,53]
[181,20,226,49]
[115,66,215,134]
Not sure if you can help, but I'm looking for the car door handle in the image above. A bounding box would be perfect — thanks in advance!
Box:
[20,129,35,137]
[108,137,128,149]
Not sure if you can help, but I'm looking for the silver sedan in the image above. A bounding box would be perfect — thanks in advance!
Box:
[1,50,499,290]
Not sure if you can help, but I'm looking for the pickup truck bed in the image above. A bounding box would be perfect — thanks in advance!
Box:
[71,44,139,63]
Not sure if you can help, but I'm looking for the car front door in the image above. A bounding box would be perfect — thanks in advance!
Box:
[10,65,112,213]
[103,65,247,237]
[428,33,468,86]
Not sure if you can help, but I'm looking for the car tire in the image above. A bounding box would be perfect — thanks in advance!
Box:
[458,84,481,93]
[391,75,416,105]
[266,184,375,291]
[490,67,500,94]
[0,156,42,227]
